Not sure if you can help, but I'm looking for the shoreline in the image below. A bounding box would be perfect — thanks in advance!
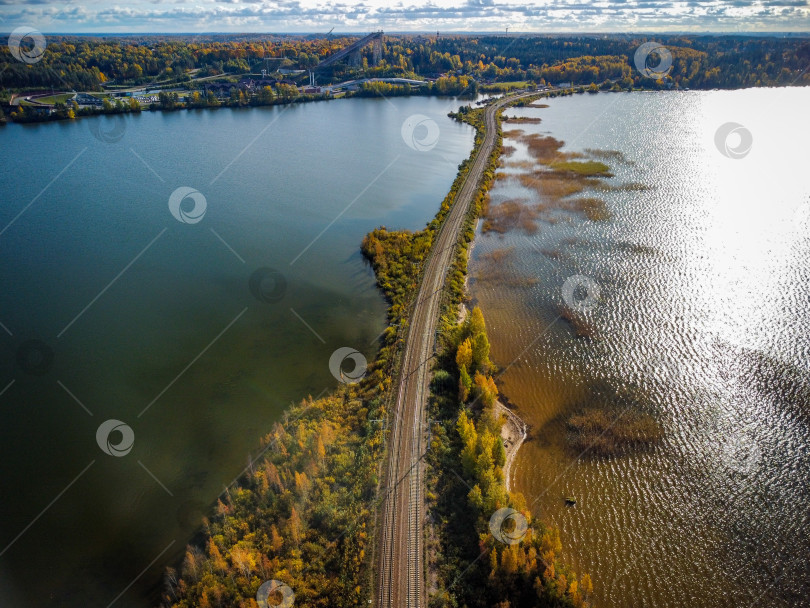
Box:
[452,100,540,497]
[495,398,528,493]
[3,82,480,126]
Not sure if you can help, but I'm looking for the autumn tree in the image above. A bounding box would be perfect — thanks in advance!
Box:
[474,371,498,408]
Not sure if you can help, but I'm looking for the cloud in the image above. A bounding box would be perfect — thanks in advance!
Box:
[0,0,808,31]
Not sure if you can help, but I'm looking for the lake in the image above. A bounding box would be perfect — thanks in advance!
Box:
[469,88,810,608]
[0,96,475,606]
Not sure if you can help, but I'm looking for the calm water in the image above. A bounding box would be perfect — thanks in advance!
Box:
[0,97,474,606]
[470,89,810,608]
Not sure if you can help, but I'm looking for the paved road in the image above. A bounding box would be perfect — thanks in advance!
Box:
[374,91,534,608]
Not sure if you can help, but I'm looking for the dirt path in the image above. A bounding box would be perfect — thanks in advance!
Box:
[495,400,527,493]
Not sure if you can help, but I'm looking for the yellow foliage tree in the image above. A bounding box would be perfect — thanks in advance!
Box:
[456,337,473,371]
[207,538,227,574]
[269,524,283,554]
[501,545,518,575]
[580,573,593,596]
[474,371,498,407]
[288,507,301,544]
[468,306,486,338]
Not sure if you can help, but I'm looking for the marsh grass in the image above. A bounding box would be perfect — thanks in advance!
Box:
[518,172,599,199]
[519,133,571,163]
[567,406,663,458]
[584,148,635,165]
[505,160,535,169]
[565,197,612,221]
[474,265,541,288]
[615,241,658,255]
[550,160,613,177]
[486,126,622,236]
[504,116,542,124]
[484,199,539,235]
[558,305,599,339]
[599,181,650,192]
[481,247,516,263]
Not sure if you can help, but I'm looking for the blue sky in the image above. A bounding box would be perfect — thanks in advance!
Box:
[2,0,809,33]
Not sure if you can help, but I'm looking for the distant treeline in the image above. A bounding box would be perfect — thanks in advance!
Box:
[0,36,344,91]
[1,33,808,95]
[419,34,810,89]
[355,74,478,97]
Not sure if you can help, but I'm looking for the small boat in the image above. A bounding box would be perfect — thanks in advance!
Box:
[564,496,577,506]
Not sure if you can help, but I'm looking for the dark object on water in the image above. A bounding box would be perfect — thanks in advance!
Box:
[564,496,577,506]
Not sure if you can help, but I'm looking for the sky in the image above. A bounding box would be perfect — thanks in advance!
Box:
[1,0,809,34]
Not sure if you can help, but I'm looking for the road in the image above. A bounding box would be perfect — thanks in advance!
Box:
[375,91,534,608]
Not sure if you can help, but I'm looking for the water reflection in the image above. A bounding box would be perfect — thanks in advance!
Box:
[470,89,810,608]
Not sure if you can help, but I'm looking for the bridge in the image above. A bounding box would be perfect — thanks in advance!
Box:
[316,31,384,69]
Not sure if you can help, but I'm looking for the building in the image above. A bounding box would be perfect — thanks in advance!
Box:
[237,77,278,92]
[205,83,236,97]
[75,93,104,107]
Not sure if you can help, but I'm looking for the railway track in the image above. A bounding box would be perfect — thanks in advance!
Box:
[375,91,534,608]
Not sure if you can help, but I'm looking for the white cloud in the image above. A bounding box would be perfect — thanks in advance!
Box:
[1,0,808,31]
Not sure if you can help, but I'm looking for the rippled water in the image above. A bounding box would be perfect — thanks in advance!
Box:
[470,89,810,608]
[0,96,474,606]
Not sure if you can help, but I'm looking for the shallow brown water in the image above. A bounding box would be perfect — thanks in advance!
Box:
[470,89,810,608]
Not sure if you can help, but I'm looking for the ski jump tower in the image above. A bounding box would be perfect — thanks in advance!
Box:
[315,31,384,70]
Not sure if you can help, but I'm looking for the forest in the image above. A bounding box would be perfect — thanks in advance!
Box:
[162,387,384,607]
[1,33,808,97]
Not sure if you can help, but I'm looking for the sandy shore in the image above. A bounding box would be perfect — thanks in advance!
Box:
[495,399,527,493]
